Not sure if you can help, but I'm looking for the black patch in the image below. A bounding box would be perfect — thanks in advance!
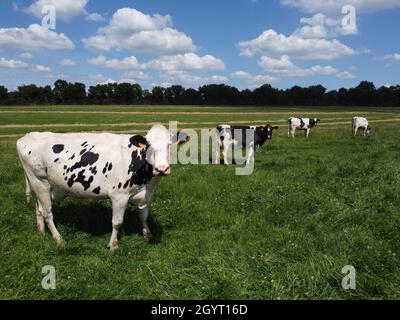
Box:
[123,149,153,188]
[52,144,64,154]
[128,135,148,148]
[81,141,88,147]
[80,149,87,156]
[69,151,99,172]
[63,165,67,170]
[300,119,306,128]
[108,162,112,171]
[102,162,109,174]
[54,158,59,163]
[67,174,76,188]
[28,151,31,155]
[93,186,101,194]
[73,170,94,191]
[69,153,75,160]
[118,182,122,189]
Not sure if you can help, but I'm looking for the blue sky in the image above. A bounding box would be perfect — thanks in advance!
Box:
[0,0,400,91]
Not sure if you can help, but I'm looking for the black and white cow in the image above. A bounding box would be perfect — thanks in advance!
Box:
[288,117,320,138]
[17,124,186,251]
[352,117,371,137]
[215,124,278,165]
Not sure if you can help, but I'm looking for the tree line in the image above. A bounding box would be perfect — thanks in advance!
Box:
[0,79,399,107]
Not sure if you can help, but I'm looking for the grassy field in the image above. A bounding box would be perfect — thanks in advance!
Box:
[0,105,399,299]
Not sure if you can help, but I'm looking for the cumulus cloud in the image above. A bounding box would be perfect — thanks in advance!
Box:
[121,70,151,81]
[161,70,228,86]
[19,52,33,59]
[280,0,400,14]
[83,8,196,55]
[384,53,400,61]
[293,13,358,38]
[231,71,278,87]
[85,12,105,22]
[87,55,140,69]
[336,71,356,79]
[0,24,74,51]
[143,53,225,71]
[258,55,338,77]
[58,58,75,66]
[27,0,88,21]
[33,64,52,73]
[238,29,356,60]
[0,57,29,68]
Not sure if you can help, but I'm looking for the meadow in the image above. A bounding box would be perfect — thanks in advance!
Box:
[0,105,399,299]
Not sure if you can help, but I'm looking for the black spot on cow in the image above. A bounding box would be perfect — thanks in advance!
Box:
[102,162,109,174]
[63,165,67,170]
[69,153,75,160]
[93,186,101,194]
[54,158,59,163]
[28,151,31,155]
[71,170,94,191]
[300,119,306,128]
[128,135,148,148]
[70,151,99,172]
[67,174,76,188]
[118,182,122,189]
[80,149,87,156]
[52,144,64,154]
[108,162,112,171]
[81,141,88,147]
[124,149,153,188]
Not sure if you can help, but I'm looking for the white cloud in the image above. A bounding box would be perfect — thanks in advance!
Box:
[143,53,225,71]
[89,74,108,82]
[258,55,338,77]
[19,52,33,59]
[121,70,151,81]
[83,8,196,55]
[27,0,88,21]
[85,12,105,22]
[238,29,356,60]
[58,58,75,66]
[293,13,358,38]
[161,70,228,86]
[0,24,74,51]
[336,71,356,79]
[0,57,28,68]
[384,53,400,61]
[87,55,140,69]
[231,71,278,86]
[280,0,400,14]
[33,64,52,73]
[100,78,117,85]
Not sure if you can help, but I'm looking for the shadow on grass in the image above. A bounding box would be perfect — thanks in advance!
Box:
[53,202,163,244]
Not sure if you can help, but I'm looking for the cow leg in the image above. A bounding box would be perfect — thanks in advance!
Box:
[246,146,255,165]
[38,190,64,246]
[108,196,129,251]
[306,128,311,138]
[35,201,45,234]
[138,206,151,238]
[364,128,367,137]
[291,128,295,138]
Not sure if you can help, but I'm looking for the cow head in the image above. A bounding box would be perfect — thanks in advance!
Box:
[256,124,279,140]
[366,126,372,136]
[310,118,320,127]
[129,124,187,177]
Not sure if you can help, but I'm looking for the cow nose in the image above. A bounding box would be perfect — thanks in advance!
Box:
[155,166,170,176]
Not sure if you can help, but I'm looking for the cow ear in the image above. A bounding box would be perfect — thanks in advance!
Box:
[273,126,279,130]
[129,135,148,149]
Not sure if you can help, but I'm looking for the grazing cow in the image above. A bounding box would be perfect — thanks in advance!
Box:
[215,124,278,165]
[288,117,320,138]
[352,117,371,137]
[17,124,186,251]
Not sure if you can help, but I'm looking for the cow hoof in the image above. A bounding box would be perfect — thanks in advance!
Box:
[142,228,152,239]
[107,243,119,251]
[55,238,66,247]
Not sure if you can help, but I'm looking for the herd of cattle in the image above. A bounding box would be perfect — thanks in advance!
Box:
[16,116,371,250]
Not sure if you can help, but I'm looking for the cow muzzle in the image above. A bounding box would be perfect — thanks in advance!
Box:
[153,165,171,176]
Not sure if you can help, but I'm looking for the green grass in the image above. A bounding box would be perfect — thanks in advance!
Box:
[0,105,399,299]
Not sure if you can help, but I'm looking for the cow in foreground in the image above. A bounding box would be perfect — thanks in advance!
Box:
[288,117,320,138]
[352,117,371,137]
[215,124,278,165]
[17,124,185,251]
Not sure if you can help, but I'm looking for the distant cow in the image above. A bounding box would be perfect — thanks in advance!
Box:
[288,117,320,138]
[17,124,186,251]
[352,117,371,137]
[215,124,278,164]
